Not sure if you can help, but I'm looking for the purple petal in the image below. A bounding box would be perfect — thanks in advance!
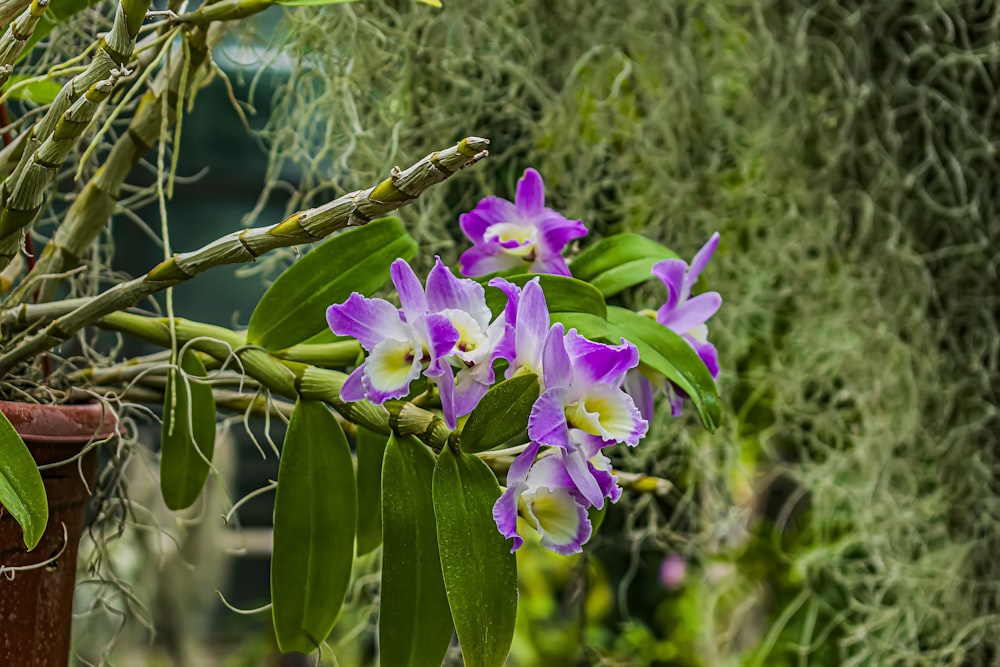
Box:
[652,259,687,314]
[537,214,587,255]
[489,277,522,330]
[339,365,367,402]
[686,335,720,379]
[541,323,571,390]
[563,446,605,509]
[391,259,428,317]
[523,451,575,490]
[426,257,491,325]
[452,370,490,419]
[528,254,573,277]
[687,232,720,287]
[659,292,722,334]
[433,363,458,429]
[459,244,521,277]
[623,369,656,423]
[460,197,519,243]
[589,451,622,504]
[528,387,571,448]
[424,313,461,363]
[326,295,407,350]
[564,330,639,386]
[508,441,541,485]
[492,482,525,553]
[515,168,545,214]
[513,279,550,375]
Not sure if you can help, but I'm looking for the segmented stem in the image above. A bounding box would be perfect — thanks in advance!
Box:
[0,137,490,374]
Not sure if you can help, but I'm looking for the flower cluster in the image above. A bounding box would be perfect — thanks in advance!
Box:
[326,167,722,556]
[326,257,504,429]
[490,279,647,554]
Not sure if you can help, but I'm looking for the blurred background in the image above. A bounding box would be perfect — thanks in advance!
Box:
[65,0,1000,665]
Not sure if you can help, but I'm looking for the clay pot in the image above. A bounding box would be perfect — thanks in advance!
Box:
[0,401,117,667]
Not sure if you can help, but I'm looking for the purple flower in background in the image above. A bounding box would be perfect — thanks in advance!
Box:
[653,232,722,378]
[659,554,687,590]
[492,442,592,555]
[459,169,587,277]
[326,259,459,404]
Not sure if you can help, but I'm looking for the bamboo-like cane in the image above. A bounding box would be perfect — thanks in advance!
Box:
[98,311,454,450]
[0,0,153,273]
[0,137,490,374]
[0,0,49,88]
[6,25,222,306]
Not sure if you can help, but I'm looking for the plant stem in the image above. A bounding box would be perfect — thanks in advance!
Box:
[98,312,454,450]
[0,137,489,373]
[7,24,225,306]
[0,0,154,272]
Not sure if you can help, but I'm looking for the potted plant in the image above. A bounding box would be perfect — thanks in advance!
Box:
[0,0,724,664]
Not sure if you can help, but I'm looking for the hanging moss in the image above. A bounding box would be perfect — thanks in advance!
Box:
[254,1,997,664]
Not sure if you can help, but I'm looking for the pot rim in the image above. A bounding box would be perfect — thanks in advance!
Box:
[0,400,119,444]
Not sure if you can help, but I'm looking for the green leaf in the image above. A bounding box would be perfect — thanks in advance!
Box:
[3,77,63,105]
[379,434,454,667]
[248,217,418,351]
[606,306,722,430]
[433,447,517,667]
[160,350,216,510]
[570,233,678,297]
[485,273,607,320]
[271,400,356,653]
[0,411,47,551]
[460,373,539,453]
[355,426,388,556]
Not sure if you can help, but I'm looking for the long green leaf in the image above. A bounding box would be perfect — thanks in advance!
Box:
[271,400,356,653]
[606,306,722,430]
[570,233,678,297]
[433,446,516,667]
[160,350,216,510]
[0,411,47,550]
[485,273,607,320]
[460,373,539,453]
[379,434,454,667]
[248,217,418,351]
[355,426,387,556]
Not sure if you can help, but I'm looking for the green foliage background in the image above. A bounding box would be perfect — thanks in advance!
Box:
[247,0,998,664]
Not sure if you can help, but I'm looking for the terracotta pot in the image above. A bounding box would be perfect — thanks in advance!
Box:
[0,401,117,667]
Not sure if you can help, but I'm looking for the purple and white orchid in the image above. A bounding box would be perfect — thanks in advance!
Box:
[493,442,593,556]
[459,168,587,277]
[490,279,648,554]
[326,258,505,427]
[653,232,722,378]
[627,232,722,417]
[327,260,459,405]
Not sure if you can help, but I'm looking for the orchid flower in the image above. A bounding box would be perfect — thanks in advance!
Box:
[653,232,722,378]
[629,233,722,417]
[488,277,549,380]
[492,442,592,555]
[459,168,587,277]
[423,258,507,427]
[528,325,647,508]
[326,259,459,404]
